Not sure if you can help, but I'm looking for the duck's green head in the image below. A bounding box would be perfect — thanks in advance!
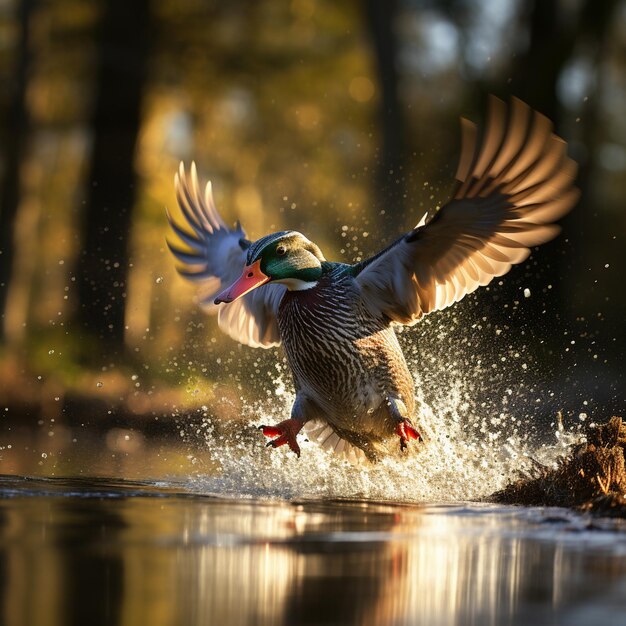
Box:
[214,231,325,304]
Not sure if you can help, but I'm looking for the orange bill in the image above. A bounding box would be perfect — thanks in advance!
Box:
[214,259,269,304]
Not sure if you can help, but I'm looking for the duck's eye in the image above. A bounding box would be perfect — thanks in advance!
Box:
[276,245,287,256]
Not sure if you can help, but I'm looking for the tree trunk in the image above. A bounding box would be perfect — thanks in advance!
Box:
[0,0,34,343]
[362,0,406,238]
[494,0,617,331]
[77,0,151,355]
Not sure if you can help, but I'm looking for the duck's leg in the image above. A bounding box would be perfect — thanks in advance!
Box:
[387,396,421,451]
[259,394,316,458]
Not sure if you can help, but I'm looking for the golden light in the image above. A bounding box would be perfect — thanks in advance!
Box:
[349,76,375,103]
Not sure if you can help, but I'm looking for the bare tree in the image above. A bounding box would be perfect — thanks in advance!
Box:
[495,0,618,329]
[77,0,151,355]
[0,0,34,343]
[363,0,406,238]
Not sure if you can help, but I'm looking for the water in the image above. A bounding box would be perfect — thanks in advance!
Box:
[1,299,621,624]
[179,371,581,503]
[1,475,625,626]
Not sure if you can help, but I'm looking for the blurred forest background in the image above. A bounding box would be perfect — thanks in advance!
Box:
[0,0,624,475]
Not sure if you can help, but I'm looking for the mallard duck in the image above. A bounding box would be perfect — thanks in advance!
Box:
[167,96,578,461]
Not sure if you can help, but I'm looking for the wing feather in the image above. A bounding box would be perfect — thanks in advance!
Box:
[167,162,286,348]
[356,97,578,324]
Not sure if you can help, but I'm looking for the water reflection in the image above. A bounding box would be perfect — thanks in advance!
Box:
[1,480,625,626]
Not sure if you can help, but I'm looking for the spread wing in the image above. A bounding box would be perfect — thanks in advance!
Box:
[167,162,286,348]
[355,96,579,325]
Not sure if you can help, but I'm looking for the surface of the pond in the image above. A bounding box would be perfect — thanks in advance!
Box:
[1,476,626,626]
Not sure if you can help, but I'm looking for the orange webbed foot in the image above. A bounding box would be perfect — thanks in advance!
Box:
[259,418,304,457]
[396,419,421,452]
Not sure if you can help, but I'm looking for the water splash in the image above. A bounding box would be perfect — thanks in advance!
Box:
[179,306,587,503]
[182,377,582,503]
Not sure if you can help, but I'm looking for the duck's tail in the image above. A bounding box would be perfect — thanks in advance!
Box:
[304,420,370,465]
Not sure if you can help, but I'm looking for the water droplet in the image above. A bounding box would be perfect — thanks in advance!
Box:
[96,381,103,388]
[155,276,164,284]
[48,349,55,355]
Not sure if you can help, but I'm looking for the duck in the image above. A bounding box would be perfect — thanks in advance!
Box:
[167,96,578,462]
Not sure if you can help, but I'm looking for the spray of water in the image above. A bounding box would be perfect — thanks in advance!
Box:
[180,304,586,503]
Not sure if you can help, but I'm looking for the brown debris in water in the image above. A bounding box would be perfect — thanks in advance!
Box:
[491,416,626,517]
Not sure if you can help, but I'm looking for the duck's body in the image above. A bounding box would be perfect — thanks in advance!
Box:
[278,264,415,457]
[167,96,578,460]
